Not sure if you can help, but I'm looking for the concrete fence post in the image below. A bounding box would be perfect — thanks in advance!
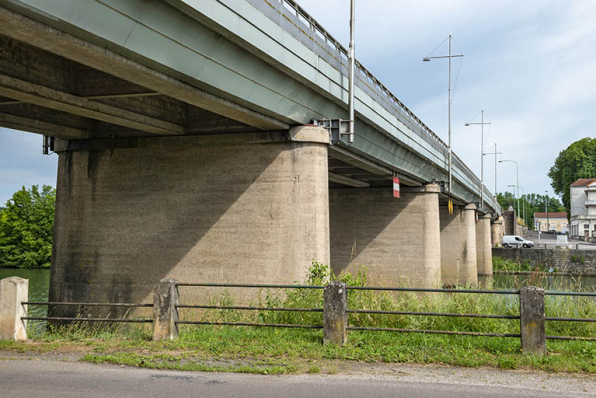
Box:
[0,277,28,340]
[519,286,546,355]
[324,281,347,345]
[153,278,179,341]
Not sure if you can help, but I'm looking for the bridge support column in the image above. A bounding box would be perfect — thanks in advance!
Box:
[440,204,478,286]
[491,216,504,247]
[49,128,330,315]
[329,184,441,288]
[476,214,493,276]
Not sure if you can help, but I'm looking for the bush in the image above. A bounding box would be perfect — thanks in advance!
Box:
[0,185,55,268]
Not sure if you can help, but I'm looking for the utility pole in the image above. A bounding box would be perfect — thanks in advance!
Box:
[465,110,491,210]
[423,34,463,194]
[347,0,355,144]
[484,143,501,196]
[545,191,549,232]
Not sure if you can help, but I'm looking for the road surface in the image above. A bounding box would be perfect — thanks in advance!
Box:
[1,359,595,397]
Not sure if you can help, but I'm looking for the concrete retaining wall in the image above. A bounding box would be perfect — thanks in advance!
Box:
[493,248,596,274]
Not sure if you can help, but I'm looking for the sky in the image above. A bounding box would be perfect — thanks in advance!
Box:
[1,0,596,205]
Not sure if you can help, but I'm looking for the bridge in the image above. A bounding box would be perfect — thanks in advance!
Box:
[0,0,504,312]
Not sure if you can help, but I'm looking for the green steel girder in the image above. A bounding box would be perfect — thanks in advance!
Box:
[0,0,499,213]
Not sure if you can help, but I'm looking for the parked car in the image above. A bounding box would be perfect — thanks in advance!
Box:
[502,235,535,248]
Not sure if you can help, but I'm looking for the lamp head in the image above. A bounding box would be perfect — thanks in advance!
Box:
[464,123,470,126]
[422,57,430,62]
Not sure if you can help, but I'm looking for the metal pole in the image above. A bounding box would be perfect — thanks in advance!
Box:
[347,0,355,144]
[480,109,484,210]
[545,191,549,232]
[448,33,452,193]
[494,143,497,195]
[516,163,519,220]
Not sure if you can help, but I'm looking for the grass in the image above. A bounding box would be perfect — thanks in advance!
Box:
[2,262,596,375]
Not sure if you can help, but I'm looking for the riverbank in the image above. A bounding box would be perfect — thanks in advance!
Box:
[1,326,596,375]
[2,264,595,375]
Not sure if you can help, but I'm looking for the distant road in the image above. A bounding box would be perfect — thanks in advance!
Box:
[526,230,596,250]
[1,359,596,398]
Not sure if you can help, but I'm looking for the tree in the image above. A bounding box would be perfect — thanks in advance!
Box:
[0,185,55,268]
[497,191,565,230]
[549,138,596,211]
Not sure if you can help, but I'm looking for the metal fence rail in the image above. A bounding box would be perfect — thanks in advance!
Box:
[21,301,153,324]
[175,282,324,330]
[4,277,594,355]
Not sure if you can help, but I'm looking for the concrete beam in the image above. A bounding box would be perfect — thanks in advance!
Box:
[328,172,370,188]
[0,74,184,136]
[0,6,289,131]
[0,112,90,139]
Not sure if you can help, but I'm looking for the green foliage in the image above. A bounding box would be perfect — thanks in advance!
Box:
[496,192,565,230]
[0,185,55,268]
[549,137,596,211]
[493,256,534,272]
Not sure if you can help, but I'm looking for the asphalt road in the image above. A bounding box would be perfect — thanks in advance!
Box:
[2,360,596,398]
[525,230,596,250]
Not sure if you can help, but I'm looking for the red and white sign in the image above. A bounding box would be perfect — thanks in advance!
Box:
[393,176,400,198]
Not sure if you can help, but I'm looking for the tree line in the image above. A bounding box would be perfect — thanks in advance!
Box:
[0,185,55,268]
[496,191,565,230]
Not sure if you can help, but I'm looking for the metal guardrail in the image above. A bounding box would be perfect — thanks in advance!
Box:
[176,282,323,329]
[17,282,596,344]
[248,0,501,213]
[21,301,152,324]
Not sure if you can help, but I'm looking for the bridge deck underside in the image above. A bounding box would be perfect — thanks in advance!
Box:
[0,0,499,214]
[0,35,258,139]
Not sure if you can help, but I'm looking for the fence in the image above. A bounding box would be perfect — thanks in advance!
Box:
[1,277,595,355]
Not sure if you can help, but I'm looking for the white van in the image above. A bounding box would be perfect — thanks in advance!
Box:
[502,235,534,248]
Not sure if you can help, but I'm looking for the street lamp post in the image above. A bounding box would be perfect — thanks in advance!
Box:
[500,160,519,218]
[465,110,491,210]
[507,184,517,221]
[347,0,355,144]
[484,143,502,197]
[423,34,463,193]
[545,191,549,232]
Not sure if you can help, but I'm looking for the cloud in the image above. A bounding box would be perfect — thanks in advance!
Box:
[296,0,596,197]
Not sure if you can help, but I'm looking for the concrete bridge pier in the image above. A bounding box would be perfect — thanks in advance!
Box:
[329,184,441,288]
[476,213,493,276]
[491,216,505,247]
[49,127,331,317]
[440,204,478,286]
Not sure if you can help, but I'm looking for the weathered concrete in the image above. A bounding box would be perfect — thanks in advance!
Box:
[50,132,330,316]
[330,184,441,287]
[323,281,347,345]
[476,214,493,276]
[491,216,504,247]
[153,278,179,341]
[439,204,477,286]
[519,286,546,355]
[0,277,28,340]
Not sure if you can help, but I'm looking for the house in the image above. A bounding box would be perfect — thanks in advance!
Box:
[533,212,568,232]
[569,178,596,239]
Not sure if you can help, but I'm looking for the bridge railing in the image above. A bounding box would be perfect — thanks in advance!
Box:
[249,0,500,212]
[1,277,593,355]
